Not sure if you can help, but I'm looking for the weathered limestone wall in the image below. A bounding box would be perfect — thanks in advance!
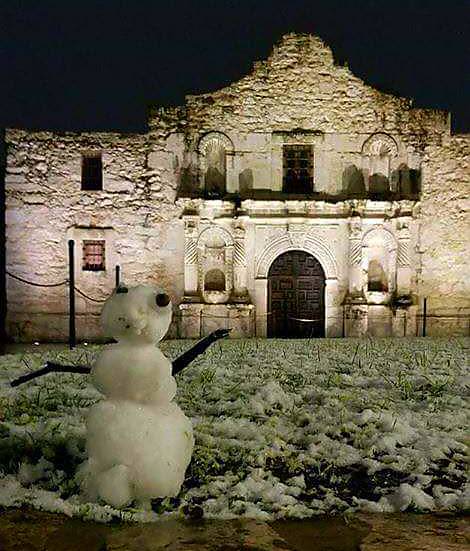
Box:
[156,34,447,197]
[419,135,470,335]
[5,128,186,341]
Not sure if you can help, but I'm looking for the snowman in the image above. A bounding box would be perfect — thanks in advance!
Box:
[81,284,195,509]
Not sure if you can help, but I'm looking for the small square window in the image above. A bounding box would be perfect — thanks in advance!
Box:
[82,240,105,271]
[81,152,102,190]
[283,145,314,193]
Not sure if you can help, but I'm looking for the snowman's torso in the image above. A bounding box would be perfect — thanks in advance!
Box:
[91,343,176,404]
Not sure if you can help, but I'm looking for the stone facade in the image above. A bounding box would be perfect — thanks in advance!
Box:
[4,33,469,341]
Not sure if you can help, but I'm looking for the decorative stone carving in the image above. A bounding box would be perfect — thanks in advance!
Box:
[184,240,198,265]
[233,241,246,266]
[362,227,397,252]
[397,238,411,267]
[256,231,338,279]
[349,241,362,265]
[362,133,398,157]
[198,132,234,162]
[288,223,309,248]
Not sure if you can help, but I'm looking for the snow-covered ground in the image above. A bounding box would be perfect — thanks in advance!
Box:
[0,337,468,522]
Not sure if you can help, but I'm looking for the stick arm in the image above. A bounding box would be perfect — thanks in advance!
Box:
[10,329,230,387]
[10,362,91,387]
[171,328,231,376]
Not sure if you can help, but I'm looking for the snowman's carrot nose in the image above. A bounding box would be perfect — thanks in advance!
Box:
[156,293,171,307]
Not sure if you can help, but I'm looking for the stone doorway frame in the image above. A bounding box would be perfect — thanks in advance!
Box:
[254,234,339,337]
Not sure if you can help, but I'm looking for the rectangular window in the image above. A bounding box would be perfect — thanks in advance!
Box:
[81,152,103,190]
[82,240,105,271]
[282,145,314,193]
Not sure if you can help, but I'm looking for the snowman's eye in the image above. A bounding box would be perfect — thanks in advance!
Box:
[156,293,170,307]
[116,286,128,294]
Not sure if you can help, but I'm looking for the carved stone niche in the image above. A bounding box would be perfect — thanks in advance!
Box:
[361,227,398,305]
[361,133,398,195]
[197,225,234,304]
[199,132,234,196]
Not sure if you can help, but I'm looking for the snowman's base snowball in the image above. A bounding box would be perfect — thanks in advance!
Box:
[97,464,132,508]
[84,399,194,506]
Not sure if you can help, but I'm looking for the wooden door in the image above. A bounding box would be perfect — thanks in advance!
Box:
[268,251,325,338]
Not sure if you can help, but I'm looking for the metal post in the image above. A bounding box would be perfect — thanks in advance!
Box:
[342,306,346,338]
[422,297,427,337]
[68,240,76,349]
[115,265,120,288]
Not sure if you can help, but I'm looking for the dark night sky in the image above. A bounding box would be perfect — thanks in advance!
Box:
[0,0,469,134]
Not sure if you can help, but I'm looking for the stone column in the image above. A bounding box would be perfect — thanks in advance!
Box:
[397,237,412,294]
[232,226,248,299]
[226,151,236,193]
[254,278,268,337]
[325,278,342,337]
[348,220,363,295]
[183,219,199,299]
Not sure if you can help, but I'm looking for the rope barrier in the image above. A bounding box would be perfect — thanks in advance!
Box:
[74,286,108,303]
[6,270,68,288]
[287,315,324,322]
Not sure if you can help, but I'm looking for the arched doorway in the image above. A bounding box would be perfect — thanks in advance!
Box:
[268,250,325,338]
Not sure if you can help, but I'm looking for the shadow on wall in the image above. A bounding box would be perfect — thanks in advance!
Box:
[342,165,365,197]
[391,164,421,196]
[239,168,253,196]
[204,167,226,197]
[177,167,198,197]
[342,164,421,201]
[177,163,421,201]
[369,174,390,199]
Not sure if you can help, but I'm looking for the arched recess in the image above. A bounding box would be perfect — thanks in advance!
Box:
[198,132,234,196]
[255,234,339,337]
[256,234,337,280]
[268,250,326,338]
[362,227,398,298]
[361,133,398,195]
[197,225,234,304]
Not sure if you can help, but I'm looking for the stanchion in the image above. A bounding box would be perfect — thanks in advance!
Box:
[423,297,427,337]
[68,240,76,349]
[115,265,121,288]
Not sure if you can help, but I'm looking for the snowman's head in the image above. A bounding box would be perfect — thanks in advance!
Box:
[101,284,172,344]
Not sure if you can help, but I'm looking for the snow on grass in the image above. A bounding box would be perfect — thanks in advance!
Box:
[0,337,468,522]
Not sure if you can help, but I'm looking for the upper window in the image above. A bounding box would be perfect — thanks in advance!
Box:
[82,240,105,271]
[81,152,102,190]
[283,145,314,193]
